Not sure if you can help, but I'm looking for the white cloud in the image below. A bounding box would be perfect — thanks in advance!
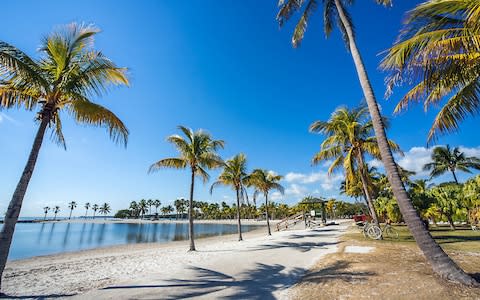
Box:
[460,146,480,158]
[396,146,433,176]
[284,171,343,190]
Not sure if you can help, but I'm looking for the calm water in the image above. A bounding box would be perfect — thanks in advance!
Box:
[9,222,260,261]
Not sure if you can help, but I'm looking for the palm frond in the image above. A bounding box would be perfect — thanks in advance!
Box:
[148,158,187,173]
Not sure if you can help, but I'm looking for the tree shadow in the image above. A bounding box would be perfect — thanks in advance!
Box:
[434,235,480,243]
[102,263,305,299]
[0,292,75,299]
[301,260,376,283]
[247,241,338,253]
[287,233,337,240]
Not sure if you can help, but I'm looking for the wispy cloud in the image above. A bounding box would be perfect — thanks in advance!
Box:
[0,112,20,125]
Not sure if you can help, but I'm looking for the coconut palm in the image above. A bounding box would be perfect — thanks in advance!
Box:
[382,0,480,142]
[149,126,224,251]
[84,202,90,218]
[429,184,463,230]
[423,145,480,183]
[68,201,77,220]
[310,104,401,225]
[247,169,284,236]
[147,199,153,215]
[42,206,50,221]
[154,199,161,214]
[99,203,111,219]
[53,206,60,221]
[138,199,148,219]
[211,153,249,241]
[92,204,99,219]
[174,198,187,219]
[0,23,129,290]
[276,0,477,285]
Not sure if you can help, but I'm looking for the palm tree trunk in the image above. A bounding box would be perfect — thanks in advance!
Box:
[334,0,478,286]
[69,209,73,220]
[44,213,47,221]
[0,114,50,292]
[188,168,196,251]
[357,152,380,225]
[265,193,271,236]
[447,215,456,230]
[235,187,243,241]
[451,169,459,184]
[85,209,88,218]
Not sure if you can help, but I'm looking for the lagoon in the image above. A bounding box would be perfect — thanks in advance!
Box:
[9,221,261,261]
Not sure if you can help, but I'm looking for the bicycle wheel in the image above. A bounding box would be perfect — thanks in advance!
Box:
[384,226,399,239]
[367,225,382,240]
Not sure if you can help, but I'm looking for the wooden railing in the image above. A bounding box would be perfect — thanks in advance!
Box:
[275,213,304,231]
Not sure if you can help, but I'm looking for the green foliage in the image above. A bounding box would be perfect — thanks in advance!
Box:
[0,23,129,147]
[423,145,480,182]
[114,209,131,219]
[382,0,480,141]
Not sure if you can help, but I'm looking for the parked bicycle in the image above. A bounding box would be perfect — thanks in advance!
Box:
[357,221,399,240]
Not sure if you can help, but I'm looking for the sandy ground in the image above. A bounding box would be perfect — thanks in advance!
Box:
[2,220,349,299]
[289,227,480,300]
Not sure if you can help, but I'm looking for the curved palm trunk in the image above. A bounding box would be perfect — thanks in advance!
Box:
[357,153,380,225]
[0,115,50,292]
[69,209,73,220]
[188,168,196,251]
[43,212,48,221]
[334,0,478,286]
[235,187,243,241]
[265,193,271,236]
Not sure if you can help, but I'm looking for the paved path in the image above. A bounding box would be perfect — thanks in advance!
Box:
[73,223,348,299]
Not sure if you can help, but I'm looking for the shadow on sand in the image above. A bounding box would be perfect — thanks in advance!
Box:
[0,292,75,299]
[102,263,305,299]
[301,260,376,284]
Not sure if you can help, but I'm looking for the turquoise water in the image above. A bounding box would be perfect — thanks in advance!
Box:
[8,222,260,261]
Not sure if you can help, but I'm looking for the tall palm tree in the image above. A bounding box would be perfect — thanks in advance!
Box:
[211,153,249,241]
[247,169,284,236]
[53,206,60,221]
[147,199,153,215]
[138,199,148,219]
[423,145,480,183]
[174,198,186,219]
[310,105,401,225]
[84,202,90,218]
[92,204,99,219]
[154,199,161,214]
[68,201,77,220]
[148,126,224,251]
[276,0,477,285]
[99,203,111,219]
[382,0,480,142]
[42,206,50,221]
[0,23,129,290]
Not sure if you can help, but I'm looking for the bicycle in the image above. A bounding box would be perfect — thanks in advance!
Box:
[382,223,399,239]
[359,221,382,240]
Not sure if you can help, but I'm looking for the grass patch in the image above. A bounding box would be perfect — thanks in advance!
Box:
[345,224,480,253]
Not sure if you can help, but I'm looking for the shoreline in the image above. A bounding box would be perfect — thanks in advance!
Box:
[9,218,274,225]
[3,220,350,298]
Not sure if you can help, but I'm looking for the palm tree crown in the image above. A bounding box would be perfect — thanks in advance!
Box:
[423,145,480,183]
[382,0,480,142]
[0,23,129,147]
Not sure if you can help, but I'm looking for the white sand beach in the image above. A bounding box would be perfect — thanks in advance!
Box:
[3,220,349,299]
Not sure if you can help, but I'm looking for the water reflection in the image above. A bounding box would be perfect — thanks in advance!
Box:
[9,222,261,261]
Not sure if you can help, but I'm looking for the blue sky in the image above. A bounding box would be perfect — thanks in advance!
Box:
[1,1,479,217]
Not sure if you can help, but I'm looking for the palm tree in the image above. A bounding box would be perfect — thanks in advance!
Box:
[147,199,153,215]
[174,198,186,219]
[423,145,480,184]
[211,153,249,241]
[99,203,111,219]
[310,105,401,225]
[129,201,138,218]
[92,204,99,219]
[138,199,148,219]
[247,169,284,236]
[42,206,50,221]
[84,202,90,218]
[53,206,60,221]
[148,126,224,251]
[276,0,477,285]
[0,23,129,290]
[154,199,161,214]
[382,0,480,142]
[68,201,77,220]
